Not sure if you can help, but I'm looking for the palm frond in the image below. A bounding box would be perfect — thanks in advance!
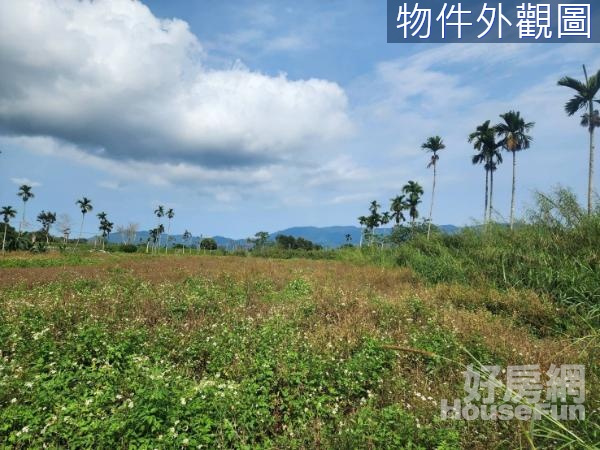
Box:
[565,95,588,116]
[557,76,586,92]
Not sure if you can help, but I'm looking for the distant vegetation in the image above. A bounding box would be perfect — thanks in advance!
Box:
[199,237,218,251]
[274,234,322,251]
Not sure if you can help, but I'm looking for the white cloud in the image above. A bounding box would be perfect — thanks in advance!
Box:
[0,0,352,168]
[98,180,123,191]
[10,177,41,187]
[265,35,313,52]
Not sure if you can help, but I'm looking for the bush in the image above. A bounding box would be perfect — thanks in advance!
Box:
[274,234,322,250]
[200,238,218,250]
[119,244,138,253]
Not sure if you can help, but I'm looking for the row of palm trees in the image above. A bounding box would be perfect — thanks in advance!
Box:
[358,180,424,245]
[401,65,599,235]
[1,185,184,254]
[96,211,114,251]
[148,205,175,253]
[357,113,531,237]
[417,110,534,233]
[1,189,116,252]
[468,111,534,228]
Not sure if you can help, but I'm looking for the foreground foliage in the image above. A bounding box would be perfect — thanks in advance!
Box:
[0,253,597,448]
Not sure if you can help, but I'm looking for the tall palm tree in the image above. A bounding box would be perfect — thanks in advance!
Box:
[148,228,159,253]
[154,205,165,250]
[495,111,534,230]
[367,200,382,244]
[182,230,192,254]
[390,195,407,225]
[358,215,368,247]
[17,184,34,235]
[165,208,174,254]
[581,109,600,209]
[1,206,17,253]
[402,181,424,225]
[75,197,93,248]
[98,215,113,251]
[96,212,108,250]
[487,157,502,223]
[36,211,57,244]
[558,65,600,215]
[103,221,114,251]
[470,121,502,223]
[154,224,165,253]
[421,136,445,239]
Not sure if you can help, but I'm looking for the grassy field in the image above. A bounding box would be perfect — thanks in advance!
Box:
[0,248,597,448]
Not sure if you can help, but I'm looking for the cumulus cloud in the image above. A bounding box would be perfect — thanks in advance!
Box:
[0,0,351,167]
[4,135,277,189]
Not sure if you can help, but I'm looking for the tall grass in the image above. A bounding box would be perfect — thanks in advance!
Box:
[312,188,597,322]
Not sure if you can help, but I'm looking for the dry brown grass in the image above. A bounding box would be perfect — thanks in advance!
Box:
[1,254,580,365]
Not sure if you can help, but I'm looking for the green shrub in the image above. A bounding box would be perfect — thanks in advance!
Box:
[119,244,138,253]
[200,238,218,250]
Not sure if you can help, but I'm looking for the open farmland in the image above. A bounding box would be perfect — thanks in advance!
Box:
[1,253,597,448]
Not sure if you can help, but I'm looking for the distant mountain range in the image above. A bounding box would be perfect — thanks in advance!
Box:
[103,224,461,249]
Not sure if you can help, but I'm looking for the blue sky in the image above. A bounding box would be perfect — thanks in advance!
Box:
[0,0,599,239]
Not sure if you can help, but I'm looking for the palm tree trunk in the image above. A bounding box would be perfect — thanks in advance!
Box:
[489,169,495,223]
[427,162,437,240]
[588,107,595,216]
[75,215,84,248]
[510,151,516,230]
[19,202,26,235]
[165,220,171,254]
[2,223,7,253]
[484,169,489,224]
